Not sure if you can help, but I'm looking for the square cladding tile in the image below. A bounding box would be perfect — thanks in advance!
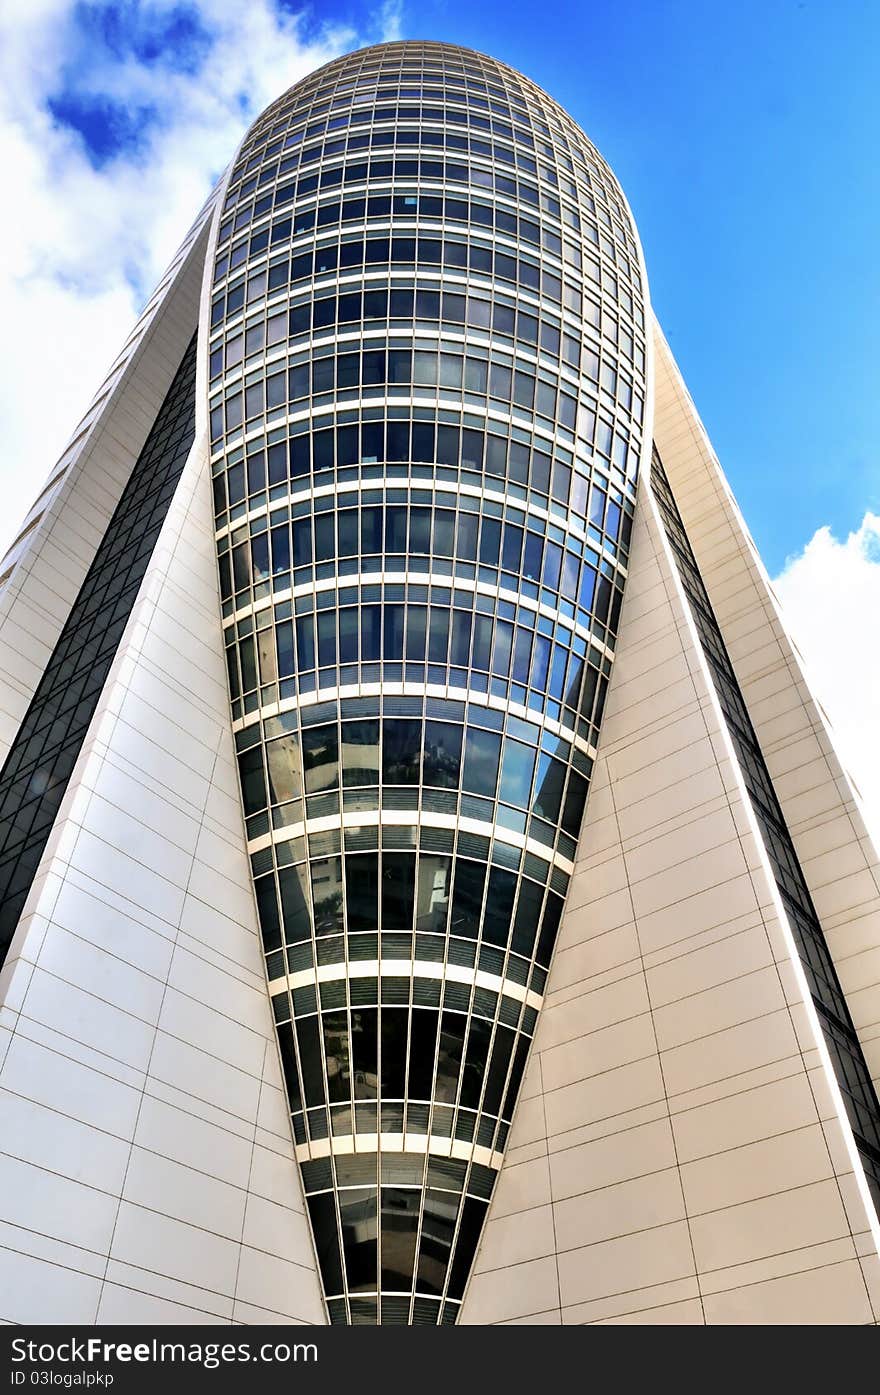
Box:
[0,1249,101,1326]
[102,1258,234,1321]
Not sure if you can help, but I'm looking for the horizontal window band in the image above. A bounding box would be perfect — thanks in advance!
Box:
[232,679,599,763]
[268,956,543,1011]
[295,1131,502,1172]
[225,577,618,666]
[247,807,576,878]
[214,477,631,580]
[217,461,627,520]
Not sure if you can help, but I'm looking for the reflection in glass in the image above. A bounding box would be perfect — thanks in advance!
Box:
[323,1010,351,1102]
[302,723,339,792]
[279,863,311,943]
[266,732,302,804]
[450,860,486,939]
[416,1188,459,1296]
[352,1007,378,1099]
[416,855,451,932]
[498,738,536,807]
[423,720,462,788]
[310,856,344,935]
[381,1187,420,1291]
[342,719,379,786]
[340,1188,378,1293]
[461,728,500,798]
[532,752,565,823]
[382,719,421,784]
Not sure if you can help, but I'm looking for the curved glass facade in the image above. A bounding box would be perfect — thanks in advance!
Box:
[208,40,647,1324]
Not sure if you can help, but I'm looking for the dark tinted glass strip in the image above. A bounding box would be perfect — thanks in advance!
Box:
[0,335,198,961]
[650,444,880,1214]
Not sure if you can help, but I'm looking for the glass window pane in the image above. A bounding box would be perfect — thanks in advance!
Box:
[416,1189,459,1297]
[562,770,588,838]
[433,514,454,557]
[462,728,500,798]
[450,859,486,939]
[307,1193,344,1296]
[447,1198,488,1301]
[491,620,513,677]
[428,606,450,661]
[385,506,407,552]
[317,610,337,666]
[311,856,344,936]
[536,892,564,966]
[362,604,382,660]
[382,719,422,784]
[346,851,378,931]
[352,1006,378,1099]
[323,1010,351,1103]
[499,738,536,808]
[339,1188,377,1294]
[279,863,311,943]
[381,1006,408,1098]
[405,606,427,660]
[450,610,472,665]
[483,1023,515,1115]
[238,747,266,814]
[511,879,543,957]
[256,876,281,950]
[338,607,358,663]
[265,733,302,805]
[381,1187,420,1291]
[342,719,379,787]
[533,753,565,823]
[482,867,517,946]
[416,855,452,933]
[381,852,416,930]
[471,615,494,669]
[302,723,339,792]
[296,1016,325,1106]
[295,615,315,669]
[408,1008,438,1101]
[423,721,462,788]
[458,1017,492,1111]
[384,604,405,660]
[434,1010,465,1104]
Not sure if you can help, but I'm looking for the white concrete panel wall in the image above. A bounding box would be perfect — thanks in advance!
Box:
[0,207,214,767]
[0,430,326,1325]
[459,482,880,1325]
[652,324,880,1094]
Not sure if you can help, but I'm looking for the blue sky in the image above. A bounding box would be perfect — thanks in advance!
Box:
[1,0,878,833]
[30,0,880,572]
[387,0,879,573]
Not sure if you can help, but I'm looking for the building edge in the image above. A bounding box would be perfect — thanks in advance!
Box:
[652,323,880,1098]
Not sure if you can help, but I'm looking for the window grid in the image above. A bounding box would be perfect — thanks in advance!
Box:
[213,44,646,1323]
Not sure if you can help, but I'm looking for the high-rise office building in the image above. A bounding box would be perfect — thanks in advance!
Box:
[1,40,879,1326]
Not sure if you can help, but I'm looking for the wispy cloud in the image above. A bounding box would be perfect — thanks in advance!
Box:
[773,513,880,848]
[0,0,397,557]
[378,0,403,42]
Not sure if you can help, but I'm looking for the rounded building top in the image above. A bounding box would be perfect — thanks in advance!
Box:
[230,39,641,286]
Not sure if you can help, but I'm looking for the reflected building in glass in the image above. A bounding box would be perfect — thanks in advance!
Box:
[1,41,880,1327]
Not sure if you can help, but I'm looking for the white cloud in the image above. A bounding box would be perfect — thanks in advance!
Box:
[0,0,399,559]
[772,513,880,849]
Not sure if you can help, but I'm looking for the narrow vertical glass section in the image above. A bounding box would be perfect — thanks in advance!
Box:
[210,41,646,1322]
[0,336,198,961]
[650,444,880,1214]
